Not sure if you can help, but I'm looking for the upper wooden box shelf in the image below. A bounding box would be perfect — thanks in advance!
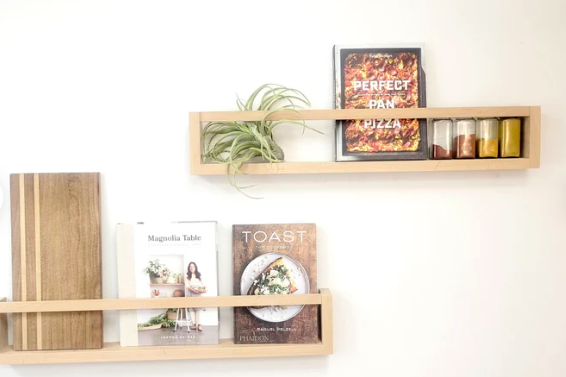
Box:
[189,106,540,175]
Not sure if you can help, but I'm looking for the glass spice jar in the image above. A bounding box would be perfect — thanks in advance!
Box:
[476,118,499,158]
[499,118,521,157]
[453,119,476,159]
[432,119,453,159]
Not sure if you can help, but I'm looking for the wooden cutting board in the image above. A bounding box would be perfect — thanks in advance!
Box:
[10,173,103,351]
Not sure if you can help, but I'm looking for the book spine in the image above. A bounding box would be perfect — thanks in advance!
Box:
[116,224,139,347]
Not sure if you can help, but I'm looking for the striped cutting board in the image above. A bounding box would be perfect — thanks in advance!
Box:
[10,173,103,351]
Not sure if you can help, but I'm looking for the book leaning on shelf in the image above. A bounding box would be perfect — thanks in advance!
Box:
[117,221,219,346]
[233,223,319,344]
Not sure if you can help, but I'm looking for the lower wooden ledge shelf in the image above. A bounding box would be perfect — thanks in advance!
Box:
[0,339,329,365]
[0,289,333,365]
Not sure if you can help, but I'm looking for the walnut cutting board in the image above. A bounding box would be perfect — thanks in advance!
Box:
[10,173,103,351]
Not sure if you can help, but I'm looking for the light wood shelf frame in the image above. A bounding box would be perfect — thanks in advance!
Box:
[189,107,541,175]
[0,289,332,365]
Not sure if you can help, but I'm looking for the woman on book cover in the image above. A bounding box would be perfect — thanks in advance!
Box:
[185,261,207,331]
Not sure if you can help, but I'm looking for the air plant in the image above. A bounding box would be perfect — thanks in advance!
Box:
[202,84,322,198]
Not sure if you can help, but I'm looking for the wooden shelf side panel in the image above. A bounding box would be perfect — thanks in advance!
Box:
[320,289,333,355]
[189,112,203,175]
[0,298,7,350]
[529,106,541,168]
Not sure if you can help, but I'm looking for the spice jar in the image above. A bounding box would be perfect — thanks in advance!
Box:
[499,118,521,157]
[476,118,499,158]
[432,119,453,159]
[453,119,476,159]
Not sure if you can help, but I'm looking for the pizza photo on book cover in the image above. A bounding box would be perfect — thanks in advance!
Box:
[233,224,318,344]
[333,45,428,161]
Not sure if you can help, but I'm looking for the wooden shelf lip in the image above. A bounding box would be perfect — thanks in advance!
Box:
[197,107,532,122]
[195,158,532,175]
[0,293,323,314]
[0,339,330,365]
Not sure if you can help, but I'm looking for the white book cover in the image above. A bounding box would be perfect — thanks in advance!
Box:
[117,221,219,346]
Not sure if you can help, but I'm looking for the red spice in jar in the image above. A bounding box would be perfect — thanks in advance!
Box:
[432,144,452,159]
[454,134,476,159]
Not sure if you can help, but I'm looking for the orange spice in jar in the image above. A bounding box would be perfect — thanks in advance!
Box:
[476,118,499,158]
[453,119,476,159]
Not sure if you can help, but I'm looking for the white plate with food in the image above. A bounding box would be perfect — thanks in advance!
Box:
[240,252,309,323]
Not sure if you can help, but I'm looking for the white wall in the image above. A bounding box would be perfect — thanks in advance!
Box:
[0,0,565,376]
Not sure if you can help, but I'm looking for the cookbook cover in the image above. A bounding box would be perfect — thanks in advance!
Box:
[233,223,318,344]
[117,221,219,346]
[333,45,428,161]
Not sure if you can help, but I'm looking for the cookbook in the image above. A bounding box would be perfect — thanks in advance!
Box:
[117,221,219,346]
[333,44,428,161]
[233,223,318,344]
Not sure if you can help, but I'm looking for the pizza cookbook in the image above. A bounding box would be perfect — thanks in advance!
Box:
[333,44,428,161]
[233,223,318,344]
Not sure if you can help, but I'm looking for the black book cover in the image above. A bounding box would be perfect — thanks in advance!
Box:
[334,45,428,161]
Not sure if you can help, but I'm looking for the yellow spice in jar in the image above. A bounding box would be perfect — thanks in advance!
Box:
[499,119,521,157]
[477,138,498,158]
